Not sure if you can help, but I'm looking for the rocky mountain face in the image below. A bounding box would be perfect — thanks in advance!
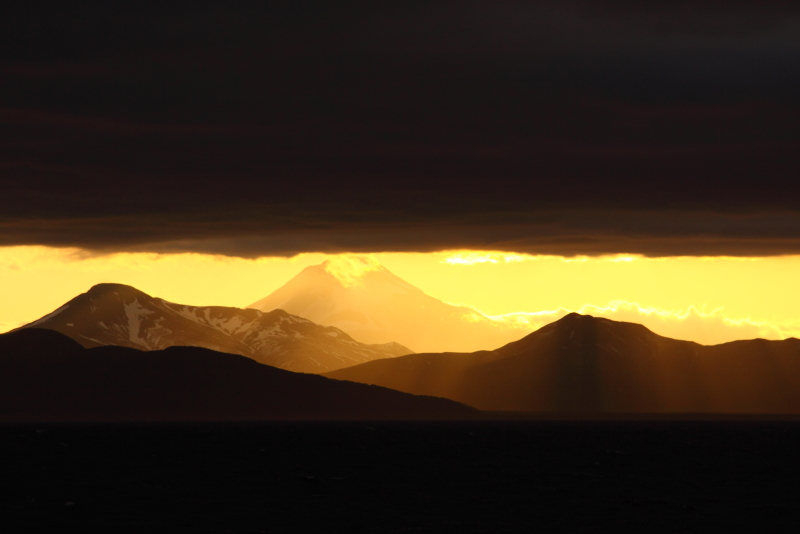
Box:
[248,256,530,353]
[327,313,800,414]
[0,328,474,421]
[19,284,411,373]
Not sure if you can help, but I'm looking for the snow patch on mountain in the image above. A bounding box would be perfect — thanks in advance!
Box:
[123,299,155,346]
[21,283,413,373]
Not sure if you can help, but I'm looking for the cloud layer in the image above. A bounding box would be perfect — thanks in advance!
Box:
[3,3,800,256]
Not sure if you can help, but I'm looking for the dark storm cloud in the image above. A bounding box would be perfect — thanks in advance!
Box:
[2,2,800,257]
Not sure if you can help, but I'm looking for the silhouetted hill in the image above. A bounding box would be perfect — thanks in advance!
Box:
[248,256,530,353]
[0,327,84,356]
[326,313,800,413]
[0,329,474,422]
[19,283,411,373]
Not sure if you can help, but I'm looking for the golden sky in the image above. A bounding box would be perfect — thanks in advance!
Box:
[1,246,799,345]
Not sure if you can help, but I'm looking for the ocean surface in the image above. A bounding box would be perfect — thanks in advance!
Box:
[2,420,799,532]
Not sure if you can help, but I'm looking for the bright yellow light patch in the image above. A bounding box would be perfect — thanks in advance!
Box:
[441,251,643,265]
[377,251,800,344]
[442,251,534,265]
[322,255,383,288]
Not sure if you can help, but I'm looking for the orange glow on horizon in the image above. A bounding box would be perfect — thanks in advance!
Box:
[1,246,799,347]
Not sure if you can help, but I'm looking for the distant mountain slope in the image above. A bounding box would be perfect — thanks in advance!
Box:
[19,284,411,373]
[248,257,530,353]
[0,328,475,422]
[327,313,800,414]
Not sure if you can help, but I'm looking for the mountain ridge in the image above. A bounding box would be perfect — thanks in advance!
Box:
[248,258,531,353]
[327,313,800,413]
[19,283,412,373]
[0,328,474,421]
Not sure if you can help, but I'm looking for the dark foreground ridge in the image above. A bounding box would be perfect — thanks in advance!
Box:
[328,313,800,413]
[0,329,474,422]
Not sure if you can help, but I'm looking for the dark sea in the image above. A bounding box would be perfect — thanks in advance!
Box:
[2,420,799,532]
